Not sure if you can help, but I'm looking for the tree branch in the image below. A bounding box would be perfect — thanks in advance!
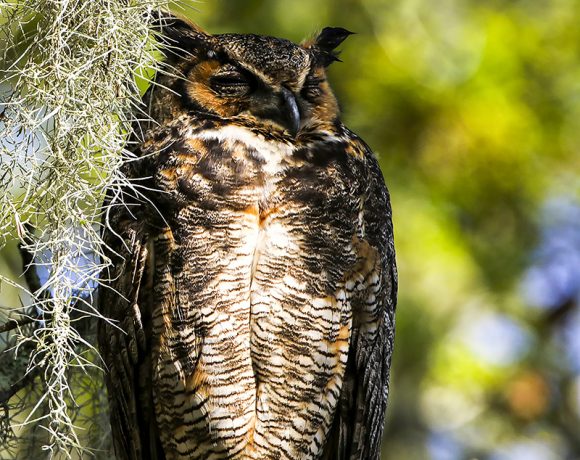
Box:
[0,224,48,410]
[0,223,51,335]
[0,315,42,334]
[0,367,40,407]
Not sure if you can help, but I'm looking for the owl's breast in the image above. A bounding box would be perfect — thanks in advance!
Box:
[149,124,360,459]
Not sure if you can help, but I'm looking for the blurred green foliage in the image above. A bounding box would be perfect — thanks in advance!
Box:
[1,0,580,458]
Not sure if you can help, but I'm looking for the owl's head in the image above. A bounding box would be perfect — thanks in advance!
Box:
[151,14,353,137]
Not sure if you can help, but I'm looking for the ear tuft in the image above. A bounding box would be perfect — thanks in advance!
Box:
[315,27,355,52]
[150,11,210,55]
[304,27,354,66]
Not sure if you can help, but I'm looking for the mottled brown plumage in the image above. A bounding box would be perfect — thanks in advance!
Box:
[98,13,397,460]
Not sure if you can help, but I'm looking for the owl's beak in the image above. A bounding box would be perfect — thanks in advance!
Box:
[280,87,301,137]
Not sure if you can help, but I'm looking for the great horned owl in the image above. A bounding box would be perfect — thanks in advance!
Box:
[98,13,397,460]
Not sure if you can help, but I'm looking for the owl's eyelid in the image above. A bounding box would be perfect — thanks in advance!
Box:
[210,72,250,86]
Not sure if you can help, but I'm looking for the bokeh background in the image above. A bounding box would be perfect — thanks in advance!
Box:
[1,0,580,458]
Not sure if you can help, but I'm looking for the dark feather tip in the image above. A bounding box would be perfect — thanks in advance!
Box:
[315,27,355,51]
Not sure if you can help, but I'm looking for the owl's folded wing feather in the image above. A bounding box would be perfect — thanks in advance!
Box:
[324,138,397,460]
[98,195,157,460]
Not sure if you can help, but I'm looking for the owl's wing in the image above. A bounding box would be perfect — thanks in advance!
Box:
[98,189,160,460]
[324,137,398,460]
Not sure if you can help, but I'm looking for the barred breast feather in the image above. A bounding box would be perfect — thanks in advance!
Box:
[98,117,396,460]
